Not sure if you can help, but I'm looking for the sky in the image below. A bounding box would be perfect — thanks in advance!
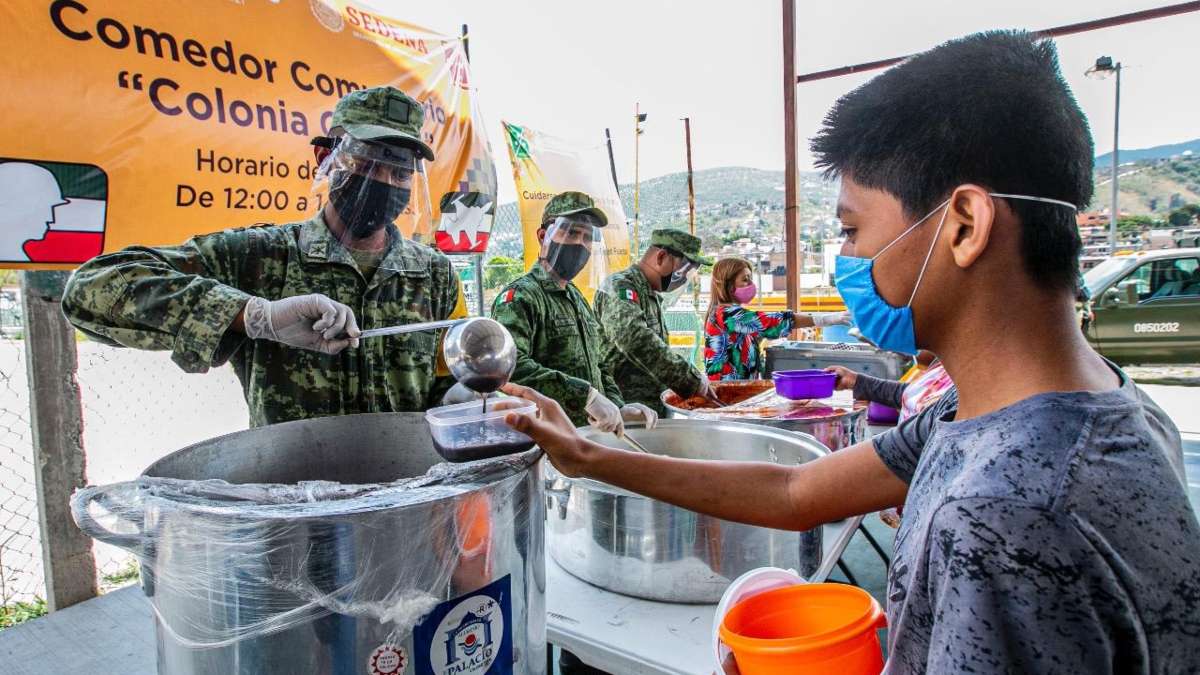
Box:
[365,0,1200,203]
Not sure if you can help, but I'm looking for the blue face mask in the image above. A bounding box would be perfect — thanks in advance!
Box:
[834,193,1078,355]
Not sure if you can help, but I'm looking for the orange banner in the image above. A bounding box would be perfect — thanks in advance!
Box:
[0,0,497,269]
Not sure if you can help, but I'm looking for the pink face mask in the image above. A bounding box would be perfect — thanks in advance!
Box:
[732,282,757,304]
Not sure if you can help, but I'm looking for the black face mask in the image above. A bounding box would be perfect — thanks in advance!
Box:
[545,241,591,281]
[329,172,411,238]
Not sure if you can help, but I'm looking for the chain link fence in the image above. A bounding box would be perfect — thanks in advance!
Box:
[0,280,250,625]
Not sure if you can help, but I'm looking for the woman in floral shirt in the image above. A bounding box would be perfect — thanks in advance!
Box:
[703,257,848,380]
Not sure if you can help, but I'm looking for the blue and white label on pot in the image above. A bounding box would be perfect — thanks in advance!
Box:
[414,575,512,675]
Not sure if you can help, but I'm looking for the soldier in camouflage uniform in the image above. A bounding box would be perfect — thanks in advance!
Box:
[62,86,467,427]
[595,229,716,415]
[491,192,656,431]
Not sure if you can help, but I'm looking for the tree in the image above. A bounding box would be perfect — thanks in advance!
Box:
[1116,215,1155,233]
[1167,204,1200,228]
[483,256,523,290]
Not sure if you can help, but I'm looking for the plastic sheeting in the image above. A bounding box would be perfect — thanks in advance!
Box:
[71,450,540,650]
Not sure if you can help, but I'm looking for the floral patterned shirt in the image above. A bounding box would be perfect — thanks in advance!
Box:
[703,305,794,380]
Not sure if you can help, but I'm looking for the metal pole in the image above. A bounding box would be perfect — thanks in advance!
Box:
[682,117,703,360]
[795,2,1200,83]
[605,128,620,194]
[1110,63,1121,253]
[634,103,641,257]
[782,0,801,315]
[683,118,696,236]
[462,23,485,311]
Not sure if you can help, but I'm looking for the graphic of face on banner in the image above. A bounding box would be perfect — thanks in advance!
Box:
[501,121,631,303]
[0,0,497,269]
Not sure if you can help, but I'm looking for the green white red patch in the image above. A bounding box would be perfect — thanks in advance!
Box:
[502,288,515,303]
[623,289,638,303]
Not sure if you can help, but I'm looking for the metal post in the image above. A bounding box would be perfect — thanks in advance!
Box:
[683,118,696,236]
[461,24,485,311]
[1109,63,1121,253]
[683,117,703,362]
[633,103,641,257]
[472,254,485,316]
[605,128,620,194]
[19,271,97,611]
[782,0,801,315]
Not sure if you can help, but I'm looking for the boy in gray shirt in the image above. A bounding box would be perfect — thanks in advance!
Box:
[502,30,1200,674]
[875,374,1192,673]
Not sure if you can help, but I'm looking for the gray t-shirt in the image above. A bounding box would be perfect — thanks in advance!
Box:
[873,369,1199,674]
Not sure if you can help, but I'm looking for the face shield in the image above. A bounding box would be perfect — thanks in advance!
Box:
[657,250,701,308]
[539,214,607,289]
[313,135,434,246]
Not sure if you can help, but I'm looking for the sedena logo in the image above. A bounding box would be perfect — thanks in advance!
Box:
[309,0,345,32]
[1133,322,1181,334]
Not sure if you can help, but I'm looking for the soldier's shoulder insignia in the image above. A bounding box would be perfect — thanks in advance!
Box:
[501,288,517,304]
[622,288,639,303]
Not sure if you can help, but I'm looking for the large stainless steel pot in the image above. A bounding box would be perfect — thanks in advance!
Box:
[73,413,545,675]
[662,381,868,451]
[545,419,826,603]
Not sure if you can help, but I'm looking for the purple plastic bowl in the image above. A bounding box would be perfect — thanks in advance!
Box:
[868,401,900,425]
[771,370,836,400]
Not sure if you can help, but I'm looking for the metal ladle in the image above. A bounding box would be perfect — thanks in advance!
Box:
[441,317,517,394]
[613,430,652,454]
[356,318,468,339]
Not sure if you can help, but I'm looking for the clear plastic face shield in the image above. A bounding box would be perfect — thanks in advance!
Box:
[312,135,434,249]
[657,249,700,308]
[538,214,607,289]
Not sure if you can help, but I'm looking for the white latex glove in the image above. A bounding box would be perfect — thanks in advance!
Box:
[812,311,852,327]
[620,402,658,430]
[243,294,360,355]
[696,376,723,407]
[585,387,624,434]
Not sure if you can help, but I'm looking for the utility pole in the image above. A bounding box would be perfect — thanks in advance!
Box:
[782,0,801,315]
[1110,63,1122,253]
[634,104,646,257]
[1086,55,1123,254]
[683,118,696,235]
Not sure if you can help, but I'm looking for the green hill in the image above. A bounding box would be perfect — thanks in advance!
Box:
[487,154,1200,261]
[1094,155,1200,216]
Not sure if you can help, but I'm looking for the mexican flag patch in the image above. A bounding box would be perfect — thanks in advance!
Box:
[623,289,639,303]
[502,288,516,303]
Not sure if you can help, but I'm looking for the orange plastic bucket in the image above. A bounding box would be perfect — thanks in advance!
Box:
[719,583,886,675]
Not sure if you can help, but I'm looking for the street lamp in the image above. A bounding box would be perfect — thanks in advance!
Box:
[1086,56,1122,254]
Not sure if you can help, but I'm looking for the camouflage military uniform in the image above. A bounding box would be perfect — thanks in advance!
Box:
[62,86,465,427]
[63,213,461,428]
[492,263,623,427]
[595,230,711,414]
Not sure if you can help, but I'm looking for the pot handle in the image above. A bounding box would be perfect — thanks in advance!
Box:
[71,485,144,552]
[543,479,570,520]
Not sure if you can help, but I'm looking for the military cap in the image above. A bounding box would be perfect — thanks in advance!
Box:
[541,191,608,227]
[650,229,713,265]
[330,86,435,161]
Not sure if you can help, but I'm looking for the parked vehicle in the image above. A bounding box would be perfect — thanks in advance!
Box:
[1082,248,1200,365]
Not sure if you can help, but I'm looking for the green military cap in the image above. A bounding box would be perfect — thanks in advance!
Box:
[650,229,713,265]
[330,86,435,161]
[542,191,608,227]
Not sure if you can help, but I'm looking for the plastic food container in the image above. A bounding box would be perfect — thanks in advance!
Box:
[719,583,887,675]
[772,370,836,400]
[424,397,537,462]
[867,402,900,425]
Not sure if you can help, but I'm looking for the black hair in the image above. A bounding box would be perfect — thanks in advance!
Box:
[811,30,1094,291]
